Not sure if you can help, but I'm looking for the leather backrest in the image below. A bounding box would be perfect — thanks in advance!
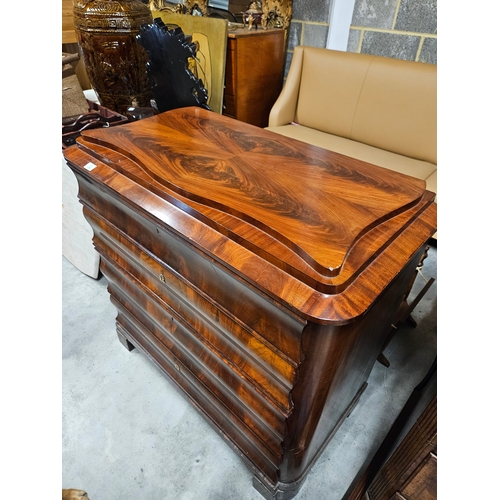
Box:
[293,47,437,164]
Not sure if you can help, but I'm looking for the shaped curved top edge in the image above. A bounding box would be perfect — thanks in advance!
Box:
[80,107,427,278]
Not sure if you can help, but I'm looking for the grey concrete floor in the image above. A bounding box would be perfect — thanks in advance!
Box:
[62,244,437,500]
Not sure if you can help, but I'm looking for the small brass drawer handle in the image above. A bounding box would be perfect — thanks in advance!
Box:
[159,273,166,283]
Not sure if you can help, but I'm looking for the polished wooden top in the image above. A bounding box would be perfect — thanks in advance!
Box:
[66,107,436,320]
[227,26,285,38]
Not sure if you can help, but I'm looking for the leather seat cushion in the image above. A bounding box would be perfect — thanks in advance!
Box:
[266,124,437,193]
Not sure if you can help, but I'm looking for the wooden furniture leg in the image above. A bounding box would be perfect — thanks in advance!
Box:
[377,245,435,367]
[117,328,135,351]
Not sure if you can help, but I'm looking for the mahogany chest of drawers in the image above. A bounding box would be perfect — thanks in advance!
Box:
[63,107,437,499]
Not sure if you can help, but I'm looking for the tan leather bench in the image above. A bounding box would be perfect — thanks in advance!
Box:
[266,46,437,207]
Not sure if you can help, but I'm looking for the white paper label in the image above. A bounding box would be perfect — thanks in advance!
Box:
[84,162,97,171]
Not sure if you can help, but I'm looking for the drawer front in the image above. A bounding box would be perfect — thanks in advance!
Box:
[110,294,282,481]
[78,176,305,364]
[78,183,307,482]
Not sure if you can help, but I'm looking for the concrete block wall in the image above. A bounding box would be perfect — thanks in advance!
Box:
[285,0,437,77]
[285,0,333,75]
[348,0,437,63]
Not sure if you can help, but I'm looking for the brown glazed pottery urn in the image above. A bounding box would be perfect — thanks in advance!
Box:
[73,0,153,113]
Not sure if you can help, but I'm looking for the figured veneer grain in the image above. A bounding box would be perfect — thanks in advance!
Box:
[77,108,434,290]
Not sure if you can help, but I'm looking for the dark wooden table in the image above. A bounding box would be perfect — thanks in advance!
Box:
[64,107,437,500]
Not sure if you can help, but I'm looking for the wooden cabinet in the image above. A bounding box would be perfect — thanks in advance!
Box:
[368,395,437,500]
[64,108,437,500]
[343,360,437,500]
[223,28,286,127]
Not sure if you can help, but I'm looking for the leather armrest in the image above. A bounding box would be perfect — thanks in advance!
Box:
[268,46,305,127]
